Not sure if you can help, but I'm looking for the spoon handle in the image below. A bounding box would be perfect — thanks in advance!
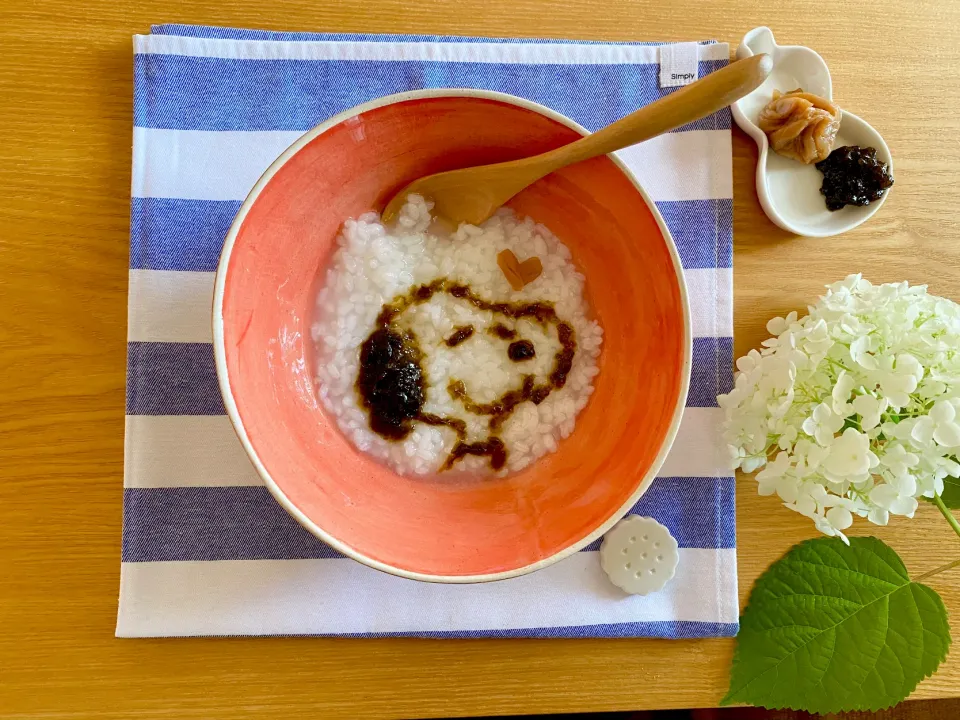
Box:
[542,53,772,170]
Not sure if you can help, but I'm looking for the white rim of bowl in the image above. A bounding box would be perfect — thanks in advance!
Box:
[212,88,693,584]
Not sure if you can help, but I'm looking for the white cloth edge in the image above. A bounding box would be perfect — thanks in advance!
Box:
[117,549,739,637]
[134,34,729,65]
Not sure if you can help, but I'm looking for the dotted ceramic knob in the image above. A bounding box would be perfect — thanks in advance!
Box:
[600,515,679,595]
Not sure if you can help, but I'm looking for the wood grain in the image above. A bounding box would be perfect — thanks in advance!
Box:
[3,0,960,717]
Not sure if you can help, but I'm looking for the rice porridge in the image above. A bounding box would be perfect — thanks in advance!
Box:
[311,195,603,475]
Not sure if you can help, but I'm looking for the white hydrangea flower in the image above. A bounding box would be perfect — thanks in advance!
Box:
[719,275,960,543]
[802,403,845,447]
[912,400,960,447]
[852,393,887,431]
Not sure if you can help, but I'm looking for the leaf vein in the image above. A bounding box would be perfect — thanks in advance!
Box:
[733,585,904,702]
[780,557,902,588]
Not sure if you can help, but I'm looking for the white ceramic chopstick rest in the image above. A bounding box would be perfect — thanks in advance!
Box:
[600,515,679,595]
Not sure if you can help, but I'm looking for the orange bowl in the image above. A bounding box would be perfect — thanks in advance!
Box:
[213,89,691,583]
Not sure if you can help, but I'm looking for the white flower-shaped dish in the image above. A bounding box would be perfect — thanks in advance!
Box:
[732,26,893,237]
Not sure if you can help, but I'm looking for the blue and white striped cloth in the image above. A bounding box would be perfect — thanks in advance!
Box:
[118,24,737,638]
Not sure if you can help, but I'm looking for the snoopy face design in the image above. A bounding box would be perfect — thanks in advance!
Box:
[355,278,577,471]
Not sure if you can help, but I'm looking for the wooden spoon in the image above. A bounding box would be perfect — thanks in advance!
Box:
[382,53,772,225]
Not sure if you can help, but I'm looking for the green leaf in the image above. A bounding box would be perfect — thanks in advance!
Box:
[722,537,951,713]
[940,475,960,509]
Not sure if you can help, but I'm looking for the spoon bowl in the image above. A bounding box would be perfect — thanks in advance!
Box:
[732,27,893,237]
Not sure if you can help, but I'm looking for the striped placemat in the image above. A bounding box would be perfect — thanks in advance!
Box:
[119,24,737,638]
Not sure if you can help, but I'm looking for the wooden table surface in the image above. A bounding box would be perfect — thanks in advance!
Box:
[4,0,960,717]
